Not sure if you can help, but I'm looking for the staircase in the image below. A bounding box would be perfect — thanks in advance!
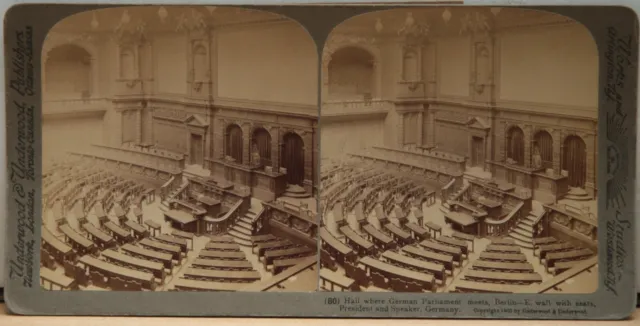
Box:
[508,212,537,249]
[228,208,259,246]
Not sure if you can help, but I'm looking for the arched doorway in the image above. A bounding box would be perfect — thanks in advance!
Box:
[506,126,525,165]
[534,130,553,169]
[563,135,587,188]
[328,46,375,100]
[252,128,272,167]
[281,132,304,186]
[45,44,92,98]
[225,124,243,164]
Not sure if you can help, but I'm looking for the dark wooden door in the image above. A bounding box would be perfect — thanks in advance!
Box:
[563,136,587,188]
[471,136,484,167]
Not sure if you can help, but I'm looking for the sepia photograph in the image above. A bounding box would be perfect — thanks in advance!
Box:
[319,7,599,294]
[40,6,319,292]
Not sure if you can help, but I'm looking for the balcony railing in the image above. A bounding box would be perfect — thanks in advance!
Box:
[43,97,110,116]
[322,99,391,116]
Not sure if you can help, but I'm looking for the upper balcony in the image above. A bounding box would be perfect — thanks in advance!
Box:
[42,95,110,119]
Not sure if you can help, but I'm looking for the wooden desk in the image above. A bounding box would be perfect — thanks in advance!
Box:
[479,252,528,262]
[452,231,475,252]
[172,230,195,249]
[401,245,454,272]
[83,223,116,250]
[251,234,278,244]
[208,235,236,244]
[339,226,375,257]
[78,255,156,290]
[40,267,77,290]
[362,224,395,251]
[192,258,254,271]
[492,238,516,245]
[101,249,165,283]
[183,268,260,283]
[199,250,246,261]
[405,223,430,241]
[359,256,435,291]
[319,227,356,265]
[41,228,76,265]
[435,236,469,256]
[207,241,242,252]
[139,238,182,260]
[59,224,96,256]
[424,222,442,238]
[173,278,245,292]
[472,260,534,273]
[537,242,575,260]
[264,247,313,268]
[273,257,310,275]
[254,240,292,257]
[464,269,542,285]
[104,221,134,245]
[320,268,358,292]
[384,223,412,247]
[533,237,558,248]
[144,220,161,237]
[544,248,594,271]
[454,279,523,293]
[486,244,521,254]
[381,250,446,283]
[124,220,150,240]
[419,240,462,264]
[121,244,174,269]
[155,234,188,253]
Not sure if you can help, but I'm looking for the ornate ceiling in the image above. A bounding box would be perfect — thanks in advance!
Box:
[50,6,289,33]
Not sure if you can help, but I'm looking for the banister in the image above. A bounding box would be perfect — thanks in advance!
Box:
[529,208,548,226]
[485,201,524,225]
[207,199,243,223]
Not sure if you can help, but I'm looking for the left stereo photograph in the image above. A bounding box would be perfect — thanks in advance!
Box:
[38,6,320,292]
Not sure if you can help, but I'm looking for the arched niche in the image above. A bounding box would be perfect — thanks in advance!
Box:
[506,126,525,165]
[563,135,587,188]
[192,43,208,82]
[119,47,137,80]
[402,49,420,82]
[44,44,93,98]
[327,46,377,101]
[225,124,244,164]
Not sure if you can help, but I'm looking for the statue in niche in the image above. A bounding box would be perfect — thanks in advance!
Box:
[251,142,262,167]
[532,145,543,169]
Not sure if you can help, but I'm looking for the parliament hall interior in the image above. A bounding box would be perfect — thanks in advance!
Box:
[319,8,600,294]
[40,6,320,292]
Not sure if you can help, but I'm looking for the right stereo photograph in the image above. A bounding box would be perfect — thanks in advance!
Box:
[318,7,599,294]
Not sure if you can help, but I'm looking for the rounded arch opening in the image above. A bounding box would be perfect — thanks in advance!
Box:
[225,124,244,164]
[328,46,375,101]
[45,44,92,98]
[563,135,587,188]
[251,128,272,167]
[506,126,525,166]
[533,130,553,169]
[281,132,305,186]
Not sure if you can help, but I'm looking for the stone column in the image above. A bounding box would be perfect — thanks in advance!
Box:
[242,124,250,165]
[417,112,424,146]
[524,125,532,168]
[552,129,562,174]
[303,131,314,183]
[213,119,225,159]
[271,127,280,170]
[135,110,142,143]
[496,121,506,162]
[585,133,596,196]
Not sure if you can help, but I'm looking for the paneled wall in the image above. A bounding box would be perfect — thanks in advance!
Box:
[154,33,188,95]
[216,22,318,105]
[437,35,471,98]
[498,23,598,108]
[43,117,105,161]
[153,120,188,153]
[321,118,385,160]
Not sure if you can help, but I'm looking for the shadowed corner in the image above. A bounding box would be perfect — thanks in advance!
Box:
[317,6,600,296]
[37,5,321,295]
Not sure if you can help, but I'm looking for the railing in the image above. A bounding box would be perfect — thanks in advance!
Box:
[160,176,180,200]
[530,209,549,237]
[322,99,391,115]
[482,201,524,237]
[545,204,598,249]
[203,199,244,235]
[250,206,266,234]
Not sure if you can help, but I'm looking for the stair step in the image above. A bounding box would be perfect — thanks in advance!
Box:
[509,232,532,244]
[228,229,252,241]
[236,221,253,231]
[516,223,534,233]
[513,227,533,238]
[240,216,253,224]
[521,219,535,227]
[246,210,258,218]
[511,238,535,249]
[233,237,253,247]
